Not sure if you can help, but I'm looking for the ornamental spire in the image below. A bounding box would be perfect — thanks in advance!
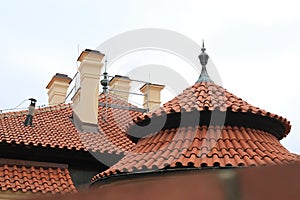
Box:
[100,57,109,93]
[196,40,213,83]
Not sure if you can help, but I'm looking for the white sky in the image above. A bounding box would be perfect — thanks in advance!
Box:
[1,0,300,153]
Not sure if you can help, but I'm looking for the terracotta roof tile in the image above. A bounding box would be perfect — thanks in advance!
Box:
[134,82,291,136]
[92,125,300,182]
[0,163,76,194]
[0,94,142,154]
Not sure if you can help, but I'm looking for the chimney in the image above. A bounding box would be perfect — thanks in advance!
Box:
[109,75,131,101]
[46,73,72,105]
[140,83,164,112]
[72,49,104,132]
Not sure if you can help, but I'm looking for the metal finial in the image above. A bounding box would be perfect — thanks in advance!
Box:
[196,41,213,83]
[199,40,209,66]
[201,40,206,52]
[100,56,109,93]
[104,56,108,72]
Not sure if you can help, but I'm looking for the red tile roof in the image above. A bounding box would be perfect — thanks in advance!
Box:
[134,82,291,136]
[0,161,76,194]
[91,125,300,182]
[0,93,143,194]
[91,79,299,183]
[0,94,141,154]
[0,75,297,189]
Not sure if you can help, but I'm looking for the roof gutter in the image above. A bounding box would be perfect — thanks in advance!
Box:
[90,166,242,188]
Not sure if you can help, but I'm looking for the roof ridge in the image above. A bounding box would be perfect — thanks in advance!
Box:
[0,103,72,119]
[0,92,141,120]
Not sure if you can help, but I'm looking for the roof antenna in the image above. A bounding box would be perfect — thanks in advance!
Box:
[196,40,213,83]
[76,44,80,68]
[24,98,37,127]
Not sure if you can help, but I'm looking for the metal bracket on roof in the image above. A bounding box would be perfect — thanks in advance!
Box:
[99,102,147,113]
[98,74,152,121]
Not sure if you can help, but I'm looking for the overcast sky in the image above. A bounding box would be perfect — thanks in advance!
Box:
[1,0,300,153]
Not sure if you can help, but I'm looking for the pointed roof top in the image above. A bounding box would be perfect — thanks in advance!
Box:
[197,41,213,83]
[128,43,290,139]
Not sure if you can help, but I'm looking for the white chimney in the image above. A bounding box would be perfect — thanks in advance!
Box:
[140,83,164,112]
[46,73,72,105]
[72,49,104,132]
[109,75,131,101]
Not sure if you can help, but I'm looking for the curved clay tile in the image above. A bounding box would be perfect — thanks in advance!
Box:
[0,94,143,154]
[132,82,291,137]
[91,125,300,183]
[0,164,76,194]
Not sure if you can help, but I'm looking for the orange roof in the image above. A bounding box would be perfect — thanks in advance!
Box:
[0,94,142,154]
[134,82,291,137]
[91,125,300,182]
[91,78,298,183]
[0,65,298,189]
[0,160,76,194]
[0,93,143,194]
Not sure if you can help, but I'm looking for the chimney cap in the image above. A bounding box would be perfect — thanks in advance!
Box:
[46,73,72,89]
[140,83,165,92]
[110,75,130,81]
[29,98,37,104]
[109,75,131,86]
[77,49,105,62]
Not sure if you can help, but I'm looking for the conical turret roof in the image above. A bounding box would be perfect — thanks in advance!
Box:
[91,46,299,185]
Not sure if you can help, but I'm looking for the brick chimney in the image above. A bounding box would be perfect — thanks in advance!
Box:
[72,49,104,132]
[46,73,72,105]
[109,75,131,101]
[140,83,164,112]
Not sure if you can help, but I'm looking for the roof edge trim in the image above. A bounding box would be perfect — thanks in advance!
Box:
[127,110,286,142]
